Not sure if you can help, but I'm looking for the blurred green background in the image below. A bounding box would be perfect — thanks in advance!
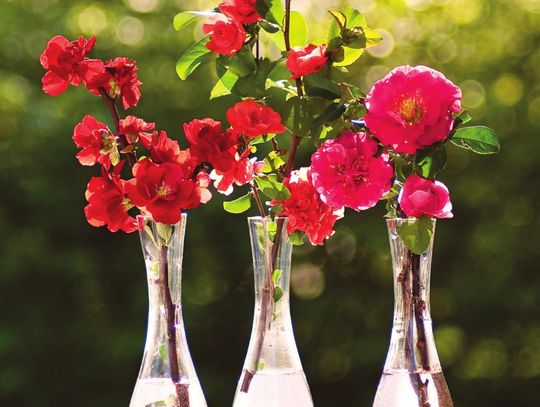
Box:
[1,0,539,405]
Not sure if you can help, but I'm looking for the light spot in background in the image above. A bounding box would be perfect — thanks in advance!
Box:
[430,0,451,4]
[125,0,160,13]
[493,74,524,106]
[78,6,107,35]
[392,18,422,46]
[428,35,457,64]
[435,325,465,364]
[405,0,430,11]
[460,80,485,109]
[445,0,483,25]
[0,75,31,107]
[291,263,325,300]
[325,228,357,264]
[504,197,533,227]
[357,0,376,13]
[367,29,394,58]
[520,0,540,13]
[117,16,145,46]
[528,97,540,127]
[459,339,508,379]
[313,348,352,382]
[365,65,390,89]
[514,325,540,378]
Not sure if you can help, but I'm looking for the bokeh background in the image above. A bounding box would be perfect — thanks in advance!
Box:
[1,0,539,405]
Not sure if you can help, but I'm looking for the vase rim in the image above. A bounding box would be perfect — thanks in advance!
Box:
[136,212,187,222]
[247,216,288,221]
[386,217,437,223]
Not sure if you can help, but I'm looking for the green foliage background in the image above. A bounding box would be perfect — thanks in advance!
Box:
[1,0,539,405]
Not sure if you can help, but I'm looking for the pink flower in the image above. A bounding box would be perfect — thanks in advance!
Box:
[219,0,262,24]
[226,99,285,138]
[310,130,394,211]
[399,175,453,219]
[286,44,328,80]
[40,35,103,96]
[84,164,137,233]
[364,65,462,154]
[72,115,117,169]
[203,14,246,56]
[272,168,343,246]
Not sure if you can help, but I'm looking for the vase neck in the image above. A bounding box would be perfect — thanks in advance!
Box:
[384,219,441,373]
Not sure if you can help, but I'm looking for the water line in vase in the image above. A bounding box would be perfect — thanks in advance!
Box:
[158,245,190,407]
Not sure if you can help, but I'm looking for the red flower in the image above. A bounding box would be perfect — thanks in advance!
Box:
[119,115,155,144]
[211,155,264,195]
[140,131,182,164]
[286,44,328,80]
[399,175,453,219]
[87,57,142,109]
[84,165,137,233]
[219,0,262,24]
[40,35,104,96]
[183,118,238,172]
[203,14,246,56]
[272,168,342,246]
[226,99,285,138]
[124,158,210,224]
[72,115,118,169]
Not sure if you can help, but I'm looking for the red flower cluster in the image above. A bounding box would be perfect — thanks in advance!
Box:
[286,44,329,80]
[227,99,285,138]
[272,168,343,246]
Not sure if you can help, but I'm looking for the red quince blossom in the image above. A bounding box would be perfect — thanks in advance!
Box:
[72,115,118,169]
[140,131,182,164]
[40,35,103,96]
[87,57,143,109]
[125,158,210,224]
[119,115,155,144]
[286,44,328,80]
[203,14,246,56]
[399,174,453,219]
[183,118,238,172]
[272,168,343,246]
[219,0,262,24]
[310,130,393,211]
[364,65,462,154]
[226,99,285,138]
[84,164,137,233]
[211,154,264,196]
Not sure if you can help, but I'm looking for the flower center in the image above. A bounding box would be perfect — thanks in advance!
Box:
[156,182,171,198]
[398,96,424,126]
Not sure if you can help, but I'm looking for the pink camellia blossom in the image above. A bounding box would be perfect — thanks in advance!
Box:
[72,115,118,169]
[203,14,246,56]
[399,174,453,219]
[286,44,328,80]
[364,65,462,154]
[272,168,343,246]
[311,130,394,211]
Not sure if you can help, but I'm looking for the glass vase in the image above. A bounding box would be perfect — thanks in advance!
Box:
[232,217,313,407]
[373,218,453,407]
[130,214,207,407]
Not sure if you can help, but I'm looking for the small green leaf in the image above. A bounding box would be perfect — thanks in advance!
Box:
[288,231,305,246]
[255,175,291,200]
[327,7,367,43]
[397,217,433,255]
[273,286,283,302]
[272,269,282,285]
[220,48,257,78]
[176,37,212,80]
[310,102,347,143]
[256,0,285,26]
[260,20,280,33]
[262,150,286,173]
[304,74,341,100]
[415,144,447,179]
[223,193,252,214]
[256,359,266,371]
[156,223,173,246]
[210,69,239,99]
[450,126,500,154]
[328,9,347,32]
[173,11,215,31]
[158,343,168,362]
[263,11,307,50]
[453,109,472,126]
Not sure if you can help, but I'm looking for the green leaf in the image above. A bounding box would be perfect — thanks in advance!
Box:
[304,74,341,100]
[310,102,347,143]
[255,175,291,200]
[262,150,286,173]
[223,193,252,214]
[176,37,212,80]
[397,217,434,255]
[415,144,447,179]
[156,223,173,246]
[328,9,347,32]
[450,126,500,154]
[263,11,307,51]
[453,109,472,126]
[210,69,240,99]
[220,48,257,78]
[288,231,305,246]
[158,343,168,362]
[273,286,283,302]
[173,11,215,31]
[256,0,285,26]
[250,133,279,145]
[272,269,282,285]
[327,7,367,43]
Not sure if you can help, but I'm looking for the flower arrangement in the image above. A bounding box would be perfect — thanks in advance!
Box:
[40,0,499,405]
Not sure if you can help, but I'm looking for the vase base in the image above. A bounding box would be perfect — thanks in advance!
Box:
[373,371,453,407]
[233,371,313,407]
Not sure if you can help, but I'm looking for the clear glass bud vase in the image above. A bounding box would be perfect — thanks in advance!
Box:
[232,217,313,407]
[373,218,453,407]
[130,214,207,407]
